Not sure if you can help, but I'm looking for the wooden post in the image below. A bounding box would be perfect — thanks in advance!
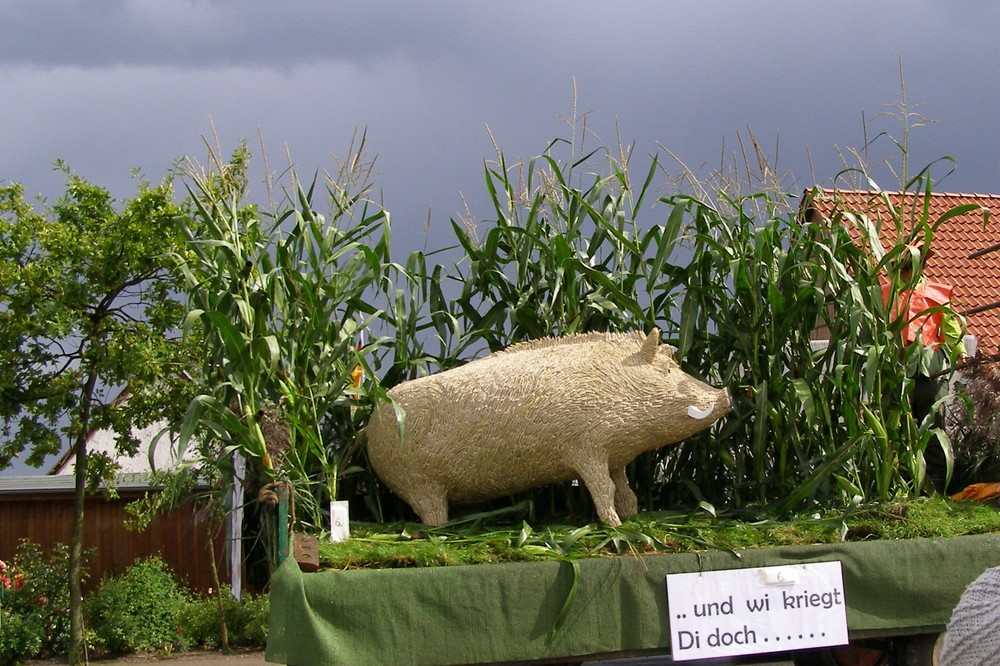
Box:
[276,484,289,566]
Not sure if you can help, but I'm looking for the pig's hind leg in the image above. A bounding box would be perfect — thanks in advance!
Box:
[573,457,622,527]
[403,482,450,527]
[610,466,638,519]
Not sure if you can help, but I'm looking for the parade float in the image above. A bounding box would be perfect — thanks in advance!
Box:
[169,139,1000,665]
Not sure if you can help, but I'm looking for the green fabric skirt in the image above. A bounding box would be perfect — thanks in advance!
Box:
[266,533,1000,665]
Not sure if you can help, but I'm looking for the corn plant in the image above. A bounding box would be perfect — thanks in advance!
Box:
[655,159,982,512]
[377,248,463,386]
[172,137,391,534]
[448,137,660,352]
[655,188,827,508]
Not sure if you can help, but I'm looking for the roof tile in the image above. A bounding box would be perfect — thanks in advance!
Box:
[804,189,1000,355]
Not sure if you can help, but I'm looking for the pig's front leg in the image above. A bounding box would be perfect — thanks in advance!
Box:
[610,466,638,519]
[406,482,450,527]
[573,457,622,527]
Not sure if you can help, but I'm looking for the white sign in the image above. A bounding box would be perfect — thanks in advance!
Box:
[665,561,848,661]
[329,500,350,542]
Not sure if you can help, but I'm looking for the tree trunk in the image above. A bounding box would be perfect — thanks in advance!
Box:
[67,430,88,665]
[68,370,98,666]
[207,522,230,651]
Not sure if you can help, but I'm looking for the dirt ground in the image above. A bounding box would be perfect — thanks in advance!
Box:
[26,648,268,665]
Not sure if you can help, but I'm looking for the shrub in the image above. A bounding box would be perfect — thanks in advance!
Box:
[949,363,1000,488]
[239,592,270,646]
[0,609,44,666]
[178,595,221,649]
[178,586,269,649]
[0,540,86,660]
[87,556,189,655]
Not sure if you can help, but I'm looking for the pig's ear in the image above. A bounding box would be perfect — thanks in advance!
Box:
[638,328,661,363]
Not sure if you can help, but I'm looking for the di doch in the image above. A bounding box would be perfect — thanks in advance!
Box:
[782,588,843,610]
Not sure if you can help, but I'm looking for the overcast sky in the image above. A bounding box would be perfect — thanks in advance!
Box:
[3,1,1000,473]
[5,2,1000,243]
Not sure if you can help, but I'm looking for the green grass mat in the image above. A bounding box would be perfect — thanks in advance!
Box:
[316,497,1000,570]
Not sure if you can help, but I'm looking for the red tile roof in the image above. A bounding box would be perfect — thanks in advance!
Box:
[803,189,1000,355]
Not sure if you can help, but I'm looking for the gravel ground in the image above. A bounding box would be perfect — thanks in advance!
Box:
[26,649,267,665]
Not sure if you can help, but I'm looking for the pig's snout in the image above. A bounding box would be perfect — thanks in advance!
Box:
[686,389,731,421]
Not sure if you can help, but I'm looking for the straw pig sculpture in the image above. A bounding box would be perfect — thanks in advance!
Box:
[366,329,730,526]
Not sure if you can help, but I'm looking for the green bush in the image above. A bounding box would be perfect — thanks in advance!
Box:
[178,586,269,648]
[0,609,44,666]
[0,540,86,661]
[179,595,222,649]
[87,556,189,655]
[239,592,269,646]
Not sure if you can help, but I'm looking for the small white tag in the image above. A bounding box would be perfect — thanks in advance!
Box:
[329,500,350,542]
[759,566,799,586]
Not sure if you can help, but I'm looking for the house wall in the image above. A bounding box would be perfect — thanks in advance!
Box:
[0,490,229,593]
[49,420,193,476]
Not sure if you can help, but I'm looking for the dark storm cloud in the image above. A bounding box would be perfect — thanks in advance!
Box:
[3,0,1000,208]
[0,0,525,69]
[0,2,942,72]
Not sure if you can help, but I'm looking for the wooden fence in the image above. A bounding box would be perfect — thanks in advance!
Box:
[0,483,229,593]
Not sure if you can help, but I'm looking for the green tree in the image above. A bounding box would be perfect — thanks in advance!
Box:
[0,167,191,665]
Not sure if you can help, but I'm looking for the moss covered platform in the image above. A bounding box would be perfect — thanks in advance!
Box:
[265,502,1000,665]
